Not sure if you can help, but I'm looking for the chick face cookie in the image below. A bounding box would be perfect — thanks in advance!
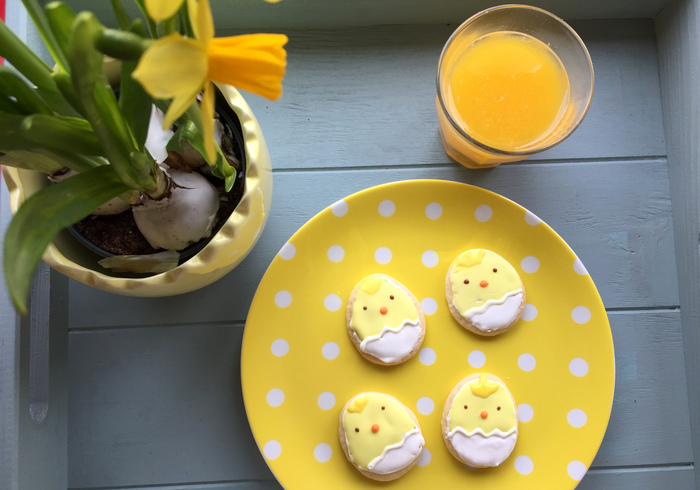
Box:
[347,274,426,365]
[442,373,518,468]
[339,392,425,481]
[446,249,525,336]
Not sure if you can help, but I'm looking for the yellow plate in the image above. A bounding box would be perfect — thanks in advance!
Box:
[242,180,614,489]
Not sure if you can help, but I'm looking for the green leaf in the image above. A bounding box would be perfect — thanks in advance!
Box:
[44,2,76,70]
[0,149,103,173]
[0,149,64,174]
[109,0,132,30]
[118,21,152,151]
[132,0,157,39]
[51,71,85,116]
[21,0,70,72]
[0,20,55,90]
[0,112,42,151]
[21,114,103,155]
[0,20,78,116]
[3,165,132,314]
[69,12,154,191]
[95,27,152,60]
[0,66,52,115]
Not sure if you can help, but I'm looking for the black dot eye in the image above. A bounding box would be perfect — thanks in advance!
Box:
[363,306,367,310]
[463,279,470,284]
[355,427,360,432]
[390,295,394,300]
[497,406,501,411]
[381,406,385,410]
[464,405,468,409]
[493,268,498,273]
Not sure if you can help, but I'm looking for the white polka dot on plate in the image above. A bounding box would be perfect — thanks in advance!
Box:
[264,440,282,460]
[574,257,589,275]
[271,339,289,357]
[567,409,587,428]
[514,455,534,475]
[331,200,348,217]
[416,397,435,415]
[324,294,342,312]
[378,200,395,217]
[425,202,443,220]
[518,353,536,372]
[375,247,392,264]
[525,210,542,225]
[419,347,436,365]
[568,461,587,480]
[274,290,292,308]
[322,342,340,360]
[278,242,296,260]
[571,306,591,324]
[569,358,589,377]
[417,448,431,467]
[327,245,344,262]
[518,403,534,423]
[521,304,537,321]
[314,443,332,463]
[317,392,336,410]
[521,256,540,273]
[468,350,486,368]
[421,250,439,267]
[475,204,492,222]
[421,297,438,315]
[266,388,284,407]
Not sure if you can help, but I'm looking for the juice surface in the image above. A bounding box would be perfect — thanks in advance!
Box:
[446,31,570,152]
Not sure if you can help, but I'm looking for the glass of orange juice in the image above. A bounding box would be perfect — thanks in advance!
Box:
[436,5,594,168]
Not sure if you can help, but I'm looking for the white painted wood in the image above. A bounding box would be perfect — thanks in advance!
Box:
[65,311,689,487]
[656,1,700,489]
[47,0,668,29]
[233,21,666,171]
[2,1,696,489]
[68,159,677,328]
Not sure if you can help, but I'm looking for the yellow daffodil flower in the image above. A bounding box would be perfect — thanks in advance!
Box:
[133,0,288,161]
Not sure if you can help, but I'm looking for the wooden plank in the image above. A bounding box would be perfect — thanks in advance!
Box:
[580,466,695,489]
[41,0,667,29]
[1,4,68,489]
[66,310,690,488]
[231,20,665,170]
[68,159,677,328]
[68,466,695,490]
[656,0,700,489]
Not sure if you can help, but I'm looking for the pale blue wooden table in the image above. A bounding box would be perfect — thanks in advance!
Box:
[1,0,699,489]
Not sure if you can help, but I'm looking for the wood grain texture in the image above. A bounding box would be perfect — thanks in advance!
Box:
[0,3,694,489]
[656,0,700,488]
[40,0,668,29]
[68,159,677,328]
[228,21,666,171]
[66,311,688,488]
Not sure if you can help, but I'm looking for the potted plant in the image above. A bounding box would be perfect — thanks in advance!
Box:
[0,0,288,314]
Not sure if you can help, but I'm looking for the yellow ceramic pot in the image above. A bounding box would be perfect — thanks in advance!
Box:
[1,84,272,297]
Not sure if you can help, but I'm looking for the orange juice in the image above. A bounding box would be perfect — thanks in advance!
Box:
[445,31,570,152]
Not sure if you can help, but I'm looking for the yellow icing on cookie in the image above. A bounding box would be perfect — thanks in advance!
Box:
[449,376,517,435]
[351,275,419,340]
[359,276,383,295]
[450,249,522,312]
[343,394,415,470]
[456,249,486,268]
[347,395,369,413]
[470,374,500,398]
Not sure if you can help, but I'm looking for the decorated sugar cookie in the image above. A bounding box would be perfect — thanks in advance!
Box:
[446,249,525,336]
[346,274,426,365]
[339,392,425,481]
[442,373,518,468]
